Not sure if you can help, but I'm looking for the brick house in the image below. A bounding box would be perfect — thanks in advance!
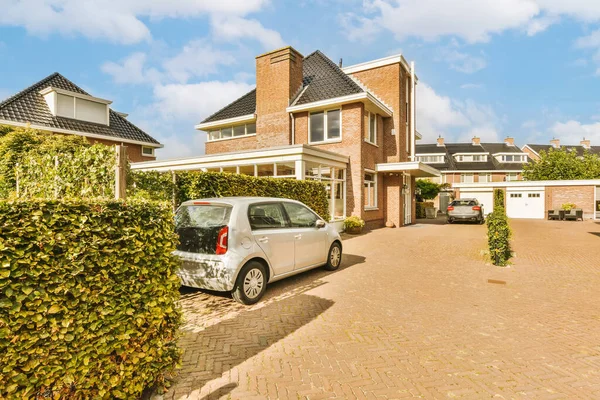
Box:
[415,136,527,211]
[0,73,161,162]
[522,138,600,161]
[133,46,439,229]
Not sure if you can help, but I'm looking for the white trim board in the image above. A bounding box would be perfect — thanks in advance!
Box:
[0,119,163,148]
[454,179,600,188]
[342,54,417,80]
[286,92,393,117]
[39,86,113,105]
[195,114,256,131]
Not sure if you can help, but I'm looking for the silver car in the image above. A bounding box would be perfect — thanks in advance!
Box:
[174,197,343,305]
[447,198,485,224]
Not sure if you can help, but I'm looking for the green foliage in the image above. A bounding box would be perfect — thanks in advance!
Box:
[493,189,505,208]
[0,199,182,399]
[131,171,331,221]
[561,202,577,211]
[523,147,600,180]
[416,179,447,201]
[18,144,117,199]
[343,215,365,229]
[0,127,92,198]
[416,201,434,218]
[129,170,175,202]
[486,206,512,266]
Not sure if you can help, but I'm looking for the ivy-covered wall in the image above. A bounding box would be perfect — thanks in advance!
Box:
[0,200,182,399]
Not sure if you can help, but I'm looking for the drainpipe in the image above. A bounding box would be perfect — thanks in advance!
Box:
[290,113,295,145]
[410,61,416,161]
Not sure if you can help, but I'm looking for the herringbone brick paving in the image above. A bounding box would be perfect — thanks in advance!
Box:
[163,219,600,399]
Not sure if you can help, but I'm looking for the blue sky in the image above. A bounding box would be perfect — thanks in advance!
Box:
[2,0,600,159]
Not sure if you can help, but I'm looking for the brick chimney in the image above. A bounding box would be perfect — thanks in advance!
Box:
[472,136,481,145]
[255,46,304,147]
[436,136,445,146]
[550,138,560,148]
[504,137,515,146]
[581,137,591,149]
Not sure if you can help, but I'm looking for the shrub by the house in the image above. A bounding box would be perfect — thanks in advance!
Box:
[416,201,434,218]
[486,202,512,266]
[131,170,331,221]
[0,199,181,399]
[494,189,505,208]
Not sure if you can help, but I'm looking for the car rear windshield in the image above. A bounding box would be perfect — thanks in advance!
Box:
[175,204,232,254]
[451,200,477,206]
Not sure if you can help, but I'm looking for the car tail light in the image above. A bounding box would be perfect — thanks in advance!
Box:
[216,226,228,255]
[447,206,454,211]
[193,201,211,205]
[472,206,481,211]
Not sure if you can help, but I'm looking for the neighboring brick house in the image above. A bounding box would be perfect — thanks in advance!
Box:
[133,46,439,229]
[522,138,600,161]
[0,73,161,162]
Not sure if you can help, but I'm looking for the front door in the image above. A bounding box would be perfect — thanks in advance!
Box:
[248,203,295,276]
[282,202,328,270]
[404,174,412,225]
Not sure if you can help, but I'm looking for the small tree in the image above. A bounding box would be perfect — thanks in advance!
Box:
[523,148,600,180]
[416,180,448,201]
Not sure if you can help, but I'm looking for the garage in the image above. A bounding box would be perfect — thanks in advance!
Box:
[457,188,494,215]
[506,187,545,219]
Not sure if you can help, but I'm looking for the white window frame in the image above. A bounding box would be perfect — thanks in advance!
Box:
[141,146,155,156]
[207,123,257,142]
[417,155,445,163]
[456,154,488,162]
[405,77,409,153]
[461,173,474,183]
[364,169,378,210]
[308,108,342,144]
[478,173,492,183]
[506,172,519,182]
[366,111,377,145]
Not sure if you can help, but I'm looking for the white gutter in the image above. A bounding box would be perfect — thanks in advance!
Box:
[290,113,295,145]
[410,61,416,161]
[0,119,163,148]
[285,92,393,117]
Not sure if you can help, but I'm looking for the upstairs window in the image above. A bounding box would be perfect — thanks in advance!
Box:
[500,154,526,162]
[141,146,155,156]
[417,155,445,163]
[208,123,256,141]
[461,173,474,183]
[366,112,377,144]
[42,88,110,125]
[456,154,487,162]
[310,109,341,143]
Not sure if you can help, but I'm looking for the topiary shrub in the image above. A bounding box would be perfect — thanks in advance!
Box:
[486,205,512,266]
[131,171,331,221]
[0,199,181,399]
[493,188,505,208]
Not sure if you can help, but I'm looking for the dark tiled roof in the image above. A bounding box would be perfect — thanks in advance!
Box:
[0,73,160,145]
[292,51,364,105]
[202,89,256,123]
[416,141,527,172]
[526,144,600,157]
[200,50,364,124]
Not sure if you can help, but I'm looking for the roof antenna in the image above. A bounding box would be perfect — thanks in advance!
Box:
[339,58,343,68]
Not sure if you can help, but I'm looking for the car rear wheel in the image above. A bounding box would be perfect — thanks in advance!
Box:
[324,242,342,271]
[232,261,267,305]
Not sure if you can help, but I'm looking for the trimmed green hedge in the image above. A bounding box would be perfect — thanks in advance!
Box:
[486,204,512,266]
[494,188,505,208]
[0,200,181,399]
[131,171,331,221]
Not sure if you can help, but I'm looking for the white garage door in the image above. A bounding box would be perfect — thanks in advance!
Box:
[506,188,545,219]
[459,190,494,215]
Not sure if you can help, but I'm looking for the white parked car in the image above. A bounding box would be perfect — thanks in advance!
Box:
[174,197,343,304]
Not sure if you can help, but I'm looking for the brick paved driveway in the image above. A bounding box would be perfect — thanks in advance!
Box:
[165,219,600,399]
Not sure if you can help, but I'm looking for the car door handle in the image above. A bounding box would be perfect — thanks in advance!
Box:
[258,237,269,243]
[294,234,302,239]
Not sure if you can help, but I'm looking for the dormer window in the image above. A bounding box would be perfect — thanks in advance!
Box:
[416,155,445,163]
[455,154,487,162]
[496,154,527,163]
[40,87,111,126]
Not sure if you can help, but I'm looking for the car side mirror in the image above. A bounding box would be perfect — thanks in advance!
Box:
[315,220,326,229]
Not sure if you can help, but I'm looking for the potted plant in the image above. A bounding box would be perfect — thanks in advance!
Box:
[561,202,577,211]
[344,216,365,234]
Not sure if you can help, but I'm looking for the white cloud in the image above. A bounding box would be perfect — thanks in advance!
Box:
[0,0,273,44]
[101,53,161,84]
[436,45,487,74]
[210,15,285,49]
[417,83,502,142]
[343,1,600,45]
[162,41,236,83]
[460,83,484,89]
[549,120,600,144]
[150,81,254,121]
